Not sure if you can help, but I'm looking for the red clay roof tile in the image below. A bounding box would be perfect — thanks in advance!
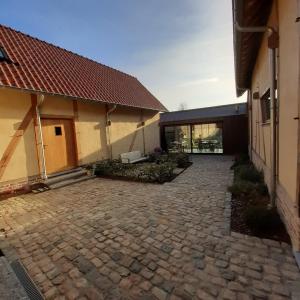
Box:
[0,24,167,111]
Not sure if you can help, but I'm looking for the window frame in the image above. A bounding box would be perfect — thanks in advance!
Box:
[54,126,62,136]
[260,88,271,124]
[0,47,10,62]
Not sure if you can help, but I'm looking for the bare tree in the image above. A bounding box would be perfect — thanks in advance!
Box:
[178,102,188,111]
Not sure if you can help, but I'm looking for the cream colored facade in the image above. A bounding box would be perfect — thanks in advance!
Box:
[0,88,160,190]
[249,0,300,250]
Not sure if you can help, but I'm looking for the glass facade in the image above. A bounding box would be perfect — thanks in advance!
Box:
[165,125,191,153]
[164,123,223,154]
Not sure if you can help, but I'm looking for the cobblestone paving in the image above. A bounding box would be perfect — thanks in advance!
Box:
[0,156,300,300]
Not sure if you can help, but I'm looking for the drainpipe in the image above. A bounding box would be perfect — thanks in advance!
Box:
[269,44,277,207]
[141,110,146,155]
[106,104,117,159]
[247,89,252,160]
[235,22,266,33]
[36,95,47,179]
[234,20,278,207]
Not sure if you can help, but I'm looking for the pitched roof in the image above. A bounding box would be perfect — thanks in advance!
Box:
[0,24,167,111]
[160,102,247,124]
[232,0,273,96]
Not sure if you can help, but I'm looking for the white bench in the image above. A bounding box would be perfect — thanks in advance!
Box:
[120,151,148,164]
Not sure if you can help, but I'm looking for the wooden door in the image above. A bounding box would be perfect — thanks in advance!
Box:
[41,118,77,174]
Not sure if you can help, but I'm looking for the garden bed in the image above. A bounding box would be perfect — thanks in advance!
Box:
[229,155,290,244]
[94,152,192,184]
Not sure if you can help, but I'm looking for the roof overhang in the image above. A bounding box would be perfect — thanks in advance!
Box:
[233,0,273,96]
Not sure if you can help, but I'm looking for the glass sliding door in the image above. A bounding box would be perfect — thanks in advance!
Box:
[191,123,223,153]
[164,122,223,154]
[164,125,191,153]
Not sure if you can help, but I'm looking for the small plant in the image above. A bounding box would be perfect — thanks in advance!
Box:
[138,162,175,183]
[228,180,268,198]
[231,153,250,169]
[235,164,264,183]
[148,152,190,168]
[95,160,134,176]
[245,206,282,233]
[154,147,163,154]
[168,153,190,168]
[95,159,176,183]
[148,152,161,163]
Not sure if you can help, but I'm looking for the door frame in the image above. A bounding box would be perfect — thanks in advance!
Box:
[38,115,79,174]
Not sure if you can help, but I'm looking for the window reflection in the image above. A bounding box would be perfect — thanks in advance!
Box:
[191,123,223,153]
[165,125,191,153]
[164,123,223,154]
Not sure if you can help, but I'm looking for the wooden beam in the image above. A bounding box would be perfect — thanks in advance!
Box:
[72,100,81,164]
[0,99,36,180]
[31,94,42,174]
[129,110,144,153]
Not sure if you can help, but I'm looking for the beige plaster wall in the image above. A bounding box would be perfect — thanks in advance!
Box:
[251,15,273,169]
[143,110,160,154]
[277,0,299,203]
[40,95,73,116]
[0,89,161,187]
[76,101,108,164]
[250,0,300,250]
[0,88,39,183]
[110,106,160,159]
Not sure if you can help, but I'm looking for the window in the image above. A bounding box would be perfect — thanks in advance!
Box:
[164,123,223,154]
[55,126,62,136]
[0,47,10,62]
[191,123,223,154]
[260,89,271,123]
[164,125,191,153]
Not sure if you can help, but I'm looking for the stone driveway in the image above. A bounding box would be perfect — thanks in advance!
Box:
[0,156,299,300]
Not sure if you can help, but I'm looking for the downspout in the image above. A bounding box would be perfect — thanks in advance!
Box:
[269,44,277,207]
[234,20,278,207]
[247,89,252,160]
[36,95,47,179]
[106,104,117,159]
[141,110,146,155]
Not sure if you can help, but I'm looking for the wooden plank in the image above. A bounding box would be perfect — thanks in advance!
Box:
[0,101,36,180]
[72,100,81,163]
[41,118,77,174]
[129,110,143,152]
[31,94,42,175]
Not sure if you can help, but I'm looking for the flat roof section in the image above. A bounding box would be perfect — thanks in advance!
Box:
[160,102,247,125]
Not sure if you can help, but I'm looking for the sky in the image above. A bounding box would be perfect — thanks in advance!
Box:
[0,0,246,111]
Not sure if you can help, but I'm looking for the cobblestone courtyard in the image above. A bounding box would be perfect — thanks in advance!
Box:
[0,156,299,299]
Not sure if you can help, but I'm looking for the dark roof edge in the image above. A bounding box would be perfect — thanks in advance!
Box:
[233,0,249,97]
[160,114,246,126]
[232,0,273,97]
[161,102,247,115]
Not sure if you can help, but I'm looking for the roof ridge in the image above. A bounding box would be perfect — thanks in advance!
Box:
[165,102,246,114]
[0,23,137,80]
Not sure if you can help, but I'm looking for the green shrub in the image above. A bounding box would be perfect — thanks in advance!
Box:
[245,206,282,233]
[137,162,175,183]
[228,180,268,198]
[167,153,190,168]
[95,159,175,183]
[231,153,250,169]
[148,152,160,163]
[235,164,264,183]
[95,160,134,176]
[148,153,169,164]
[229,158,267,199]
[148,152,190,168]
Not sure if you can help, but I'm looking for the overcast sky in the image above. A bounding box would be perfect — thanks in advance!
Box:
[1,0,246,111]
